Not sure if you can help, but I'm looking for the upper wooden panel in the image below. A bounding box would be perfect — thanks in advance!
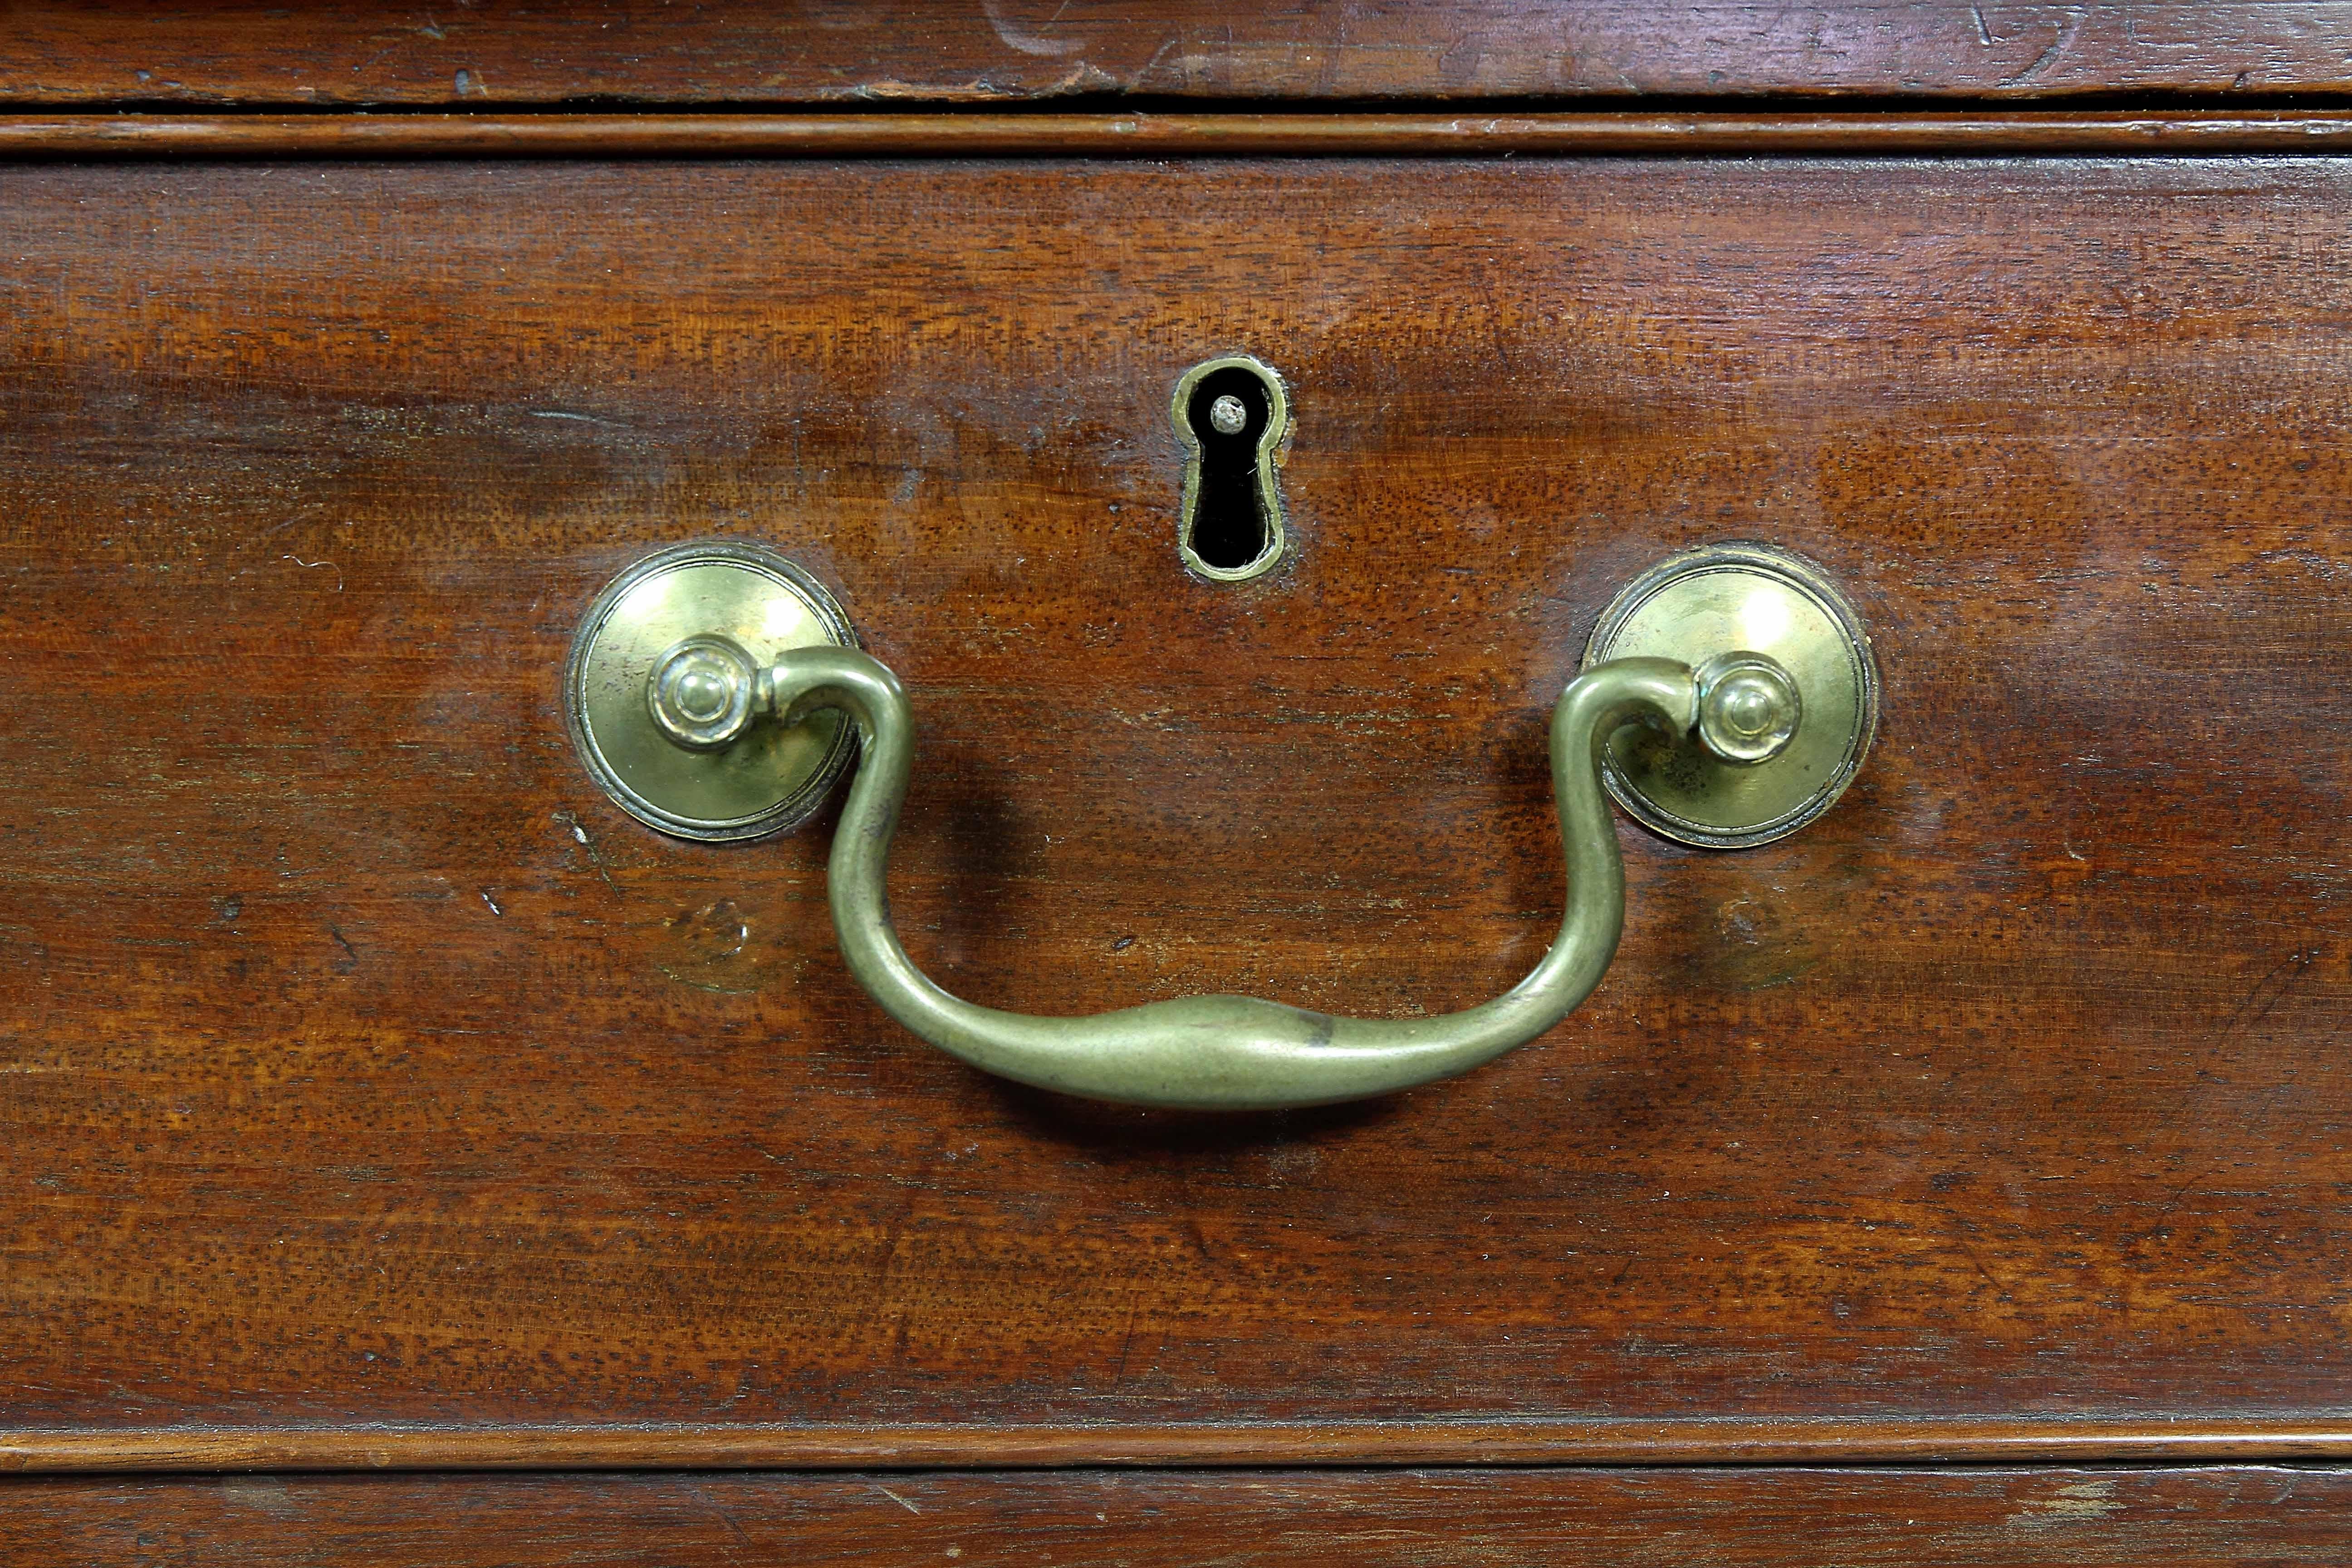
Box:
[3,153,2352,1464]
[4,3,2352,107]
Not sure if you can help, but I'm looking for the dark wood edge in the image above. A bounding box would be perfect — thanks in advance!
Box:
[5,1419,2352,1473]
[8,110,2352,159]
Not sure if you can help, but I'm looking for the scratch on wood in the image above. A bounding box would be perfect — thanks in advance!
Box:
[281,554,342,590]
[1998,7,2086,87]
[2221,947,2317,1044]
[2006,1477,2121,1529]
[982,0,1084,58]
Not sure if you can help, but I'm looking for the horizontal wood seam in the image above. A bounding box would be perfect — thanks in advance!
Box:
[10,110,2352,159]
[8,1420,2352,1474]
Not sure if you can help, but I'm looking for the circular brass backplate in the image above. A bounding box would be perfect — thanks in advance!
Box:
[1583,543,1877,849]
[565,542,859,842]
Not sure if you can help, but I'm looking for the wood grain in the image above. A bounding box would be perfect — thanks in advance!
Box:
[7,3,2352,107]
[5,1467,2352,1565]
[3,155,2351,1466]
[11,1416,2352,1472]
[14,110,2352,161]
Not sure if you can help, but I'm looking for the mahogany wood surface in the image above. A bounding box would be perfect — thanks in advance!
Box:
[6,1467,2352,1565]
[3,152,2351,1469]
[7,3,2352,107]
[15,109,2352,162]
[11,1416,2352,1474]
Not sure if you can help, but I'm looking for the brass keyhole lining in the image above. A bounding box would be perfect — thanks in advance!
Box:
[1172,353,1288,582]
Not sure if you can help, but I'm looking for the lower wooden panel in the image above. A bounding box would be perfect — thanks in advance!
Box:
[1,1467,2345,1566]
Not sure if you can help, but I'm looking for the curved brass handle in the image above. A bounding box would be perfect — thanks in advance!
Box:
[762,647,1712,1110]
[570,540,1869,1108]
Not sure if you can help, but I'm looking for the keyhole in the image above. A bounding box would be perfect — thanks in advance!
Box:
[1173,356,1288,581]
[1184,371,1270,570]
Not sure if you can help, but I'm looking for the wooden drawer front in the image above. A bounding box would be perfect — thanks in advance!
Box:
[5,1468,2352,1566]
[2,155,2348,1464]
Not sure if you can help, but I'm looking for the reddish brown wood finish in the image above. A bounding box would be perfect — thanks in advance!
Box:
[12,109,2352,162]
[6,3,2352,107]
[9,1417,2352,1473]
[7,1467,2352,1566]
[3,154,2351,1468]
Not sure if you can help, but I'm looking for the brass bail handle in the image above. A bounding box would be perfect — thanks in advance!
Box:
[568,541,1877,1110]
[649,640,1804,777]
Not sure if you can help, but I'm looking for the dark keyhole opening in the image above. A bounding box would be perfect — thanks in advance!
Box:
[1184,366,1276,572]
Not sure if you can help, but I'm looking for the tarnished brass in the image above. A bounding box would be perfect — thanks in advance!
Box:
[1692,651,1802,766]
[1583,543,1877,848]
[578,541,1869,1107]
[747,646,1703,1108]
[564,542,858,841]
[1172,353,1289,582]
